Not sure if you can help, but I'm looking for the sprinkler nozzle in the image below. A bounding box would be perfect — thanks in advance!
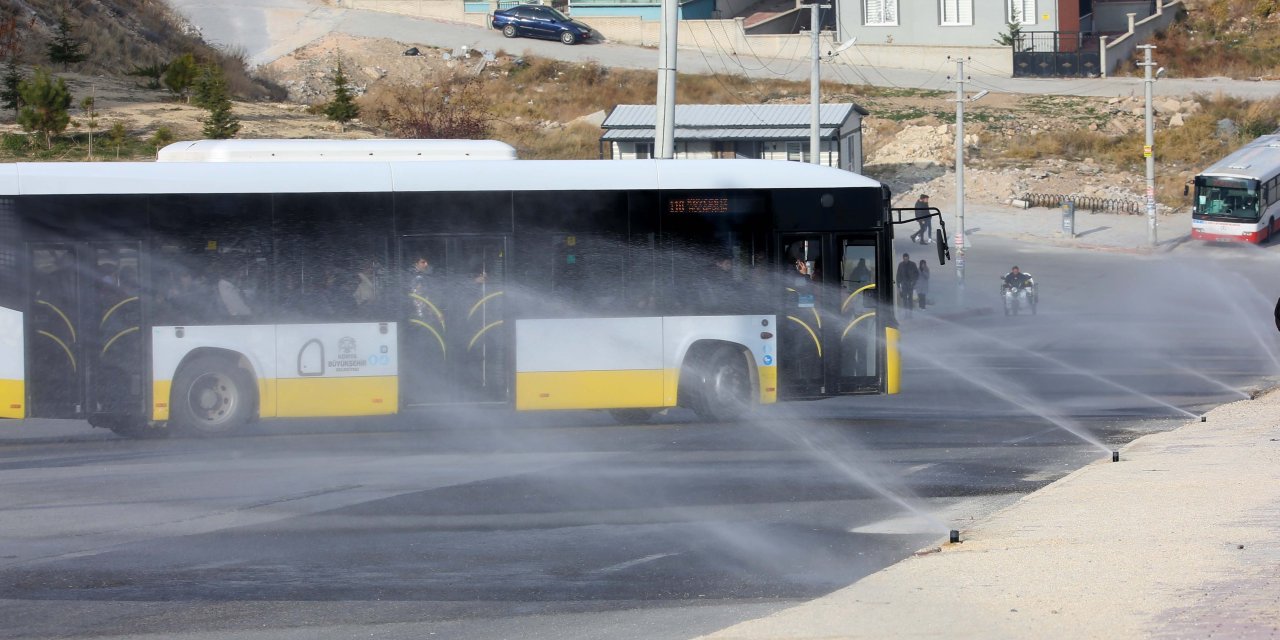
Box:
[1111,451,1119,462]
[1201,416,1207,422]
[949,529,961,544]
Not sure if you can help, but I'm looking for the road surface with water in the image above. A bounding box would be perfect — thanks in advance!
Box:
[1,238,1277,639]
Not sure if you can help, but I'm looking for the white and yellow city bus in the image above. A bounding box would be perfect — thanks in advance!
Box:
[0,140,908,437]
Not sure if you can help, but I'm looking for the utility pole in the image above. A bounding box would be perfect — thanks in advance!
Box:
[655,0,678,159]
[809,1,830,165]
[952,57,967,301]
[1138,44,1158,246]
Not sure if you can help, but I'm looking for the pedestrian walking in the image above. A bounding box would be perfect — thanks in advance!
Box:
[909,194,932,244]
[896,253,919,318]
[916,259,930,309]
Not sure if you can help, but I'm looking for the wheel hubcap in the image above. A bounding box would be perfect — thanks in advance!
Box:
[188,372,237,427]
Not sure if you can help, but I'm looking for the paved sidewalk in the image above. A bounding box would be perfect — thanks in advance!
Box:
[698,389,1280,639]
[925,202,1188,254]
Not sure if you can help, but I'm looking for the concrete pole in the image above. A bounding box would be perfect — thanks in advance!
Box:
[1139,44,1157,246]
[656,0,678,159]
[810,1,821,165]
[954,57,966,301]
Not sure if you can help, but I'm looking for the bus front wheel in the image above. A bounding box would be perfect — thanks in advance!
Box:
[691,346,753,422]
[171,356,255,436]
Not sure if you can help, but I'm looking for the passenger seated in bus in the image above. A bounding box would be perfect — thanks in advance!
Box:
[354,259,380,308]
[216,263,252,318]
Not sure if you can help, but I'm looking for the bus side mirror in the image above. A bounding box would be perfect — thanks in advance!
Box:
[935,229,950,265]
[1275,297,1279,333]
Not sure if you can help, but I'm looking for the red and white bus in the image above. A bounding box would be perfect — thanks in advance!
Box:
[1191,133,1280,243]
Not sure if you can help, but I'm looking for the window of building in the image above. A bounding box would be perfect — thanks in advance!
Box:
[940,0,972,25]
[634,142,653,159]
[1007,0,1035,25]
[864,0,897,26]
[786,141,810,163]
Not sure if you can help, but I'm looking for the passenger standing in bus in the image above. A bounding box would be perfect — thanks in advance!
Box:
[896,253,918,318]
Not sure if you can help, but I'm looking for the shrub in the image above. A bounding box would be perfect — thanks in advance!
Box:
[17,67,71,148]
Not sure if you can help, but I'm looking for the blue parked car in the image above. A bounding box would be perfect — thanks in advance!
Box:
[490,4,595,45]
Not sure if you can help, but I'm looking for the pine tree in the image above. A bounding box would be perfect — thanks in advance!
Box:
[47,14,87,70]
[107,120,126,159]
[0,11,25,120]
[199,66,239,140]
[17,67,71,148]
[164,53,198,102]
[191,63,220,108]
[80,94,97,159]
[324,59,360,132]
[0,57,22,119]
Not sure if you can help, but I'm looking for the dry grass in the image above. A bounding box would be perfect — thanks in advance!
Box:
[995,94,1280,205]
[6,0,282,100]
[1116,0,1280,79]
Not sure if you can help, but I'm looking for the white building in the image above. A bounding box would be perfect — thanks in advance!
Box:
[600,103,867,173]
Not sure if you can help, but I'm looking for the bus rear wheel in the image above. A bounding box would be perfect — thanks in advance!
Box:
[170,356,254,436]
[691,346,753,422]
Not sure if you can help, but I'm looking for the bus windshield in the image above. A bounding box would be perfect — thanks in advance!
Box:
[1196,176,1261,219]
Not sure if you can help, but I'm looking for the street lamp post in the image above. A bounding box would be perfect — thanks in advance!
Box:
[1138,44,1159,247]
[655,0,678,159]
[949,57,986,306]
[808,1,831,165]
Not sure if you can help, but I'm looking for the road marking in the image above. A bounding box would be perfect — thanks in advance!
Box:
[595,552,677,574]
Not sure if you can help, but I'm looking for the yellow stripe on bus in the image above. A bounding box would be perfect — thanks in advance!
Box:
[0,379,25,419]
[37,300,76,343]
[516,369,667,410]
[758,365,777,404]
[155,376,397,422]
[275,376,399,418]
[100,297,139,328]
[785,316,822,358]
[152,379,171,421]
[467,291,504,320]
[885,326,901,395]
[37,330,76,372]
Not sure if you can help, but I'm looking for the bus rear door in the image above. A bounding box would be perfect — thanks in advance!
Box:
[399,236,510,407]
[25,242,147,421]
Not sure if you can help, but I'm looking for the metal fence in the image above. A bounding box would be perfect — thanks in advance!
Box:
[1012,31,1103,78]
[1021,193,1142,215]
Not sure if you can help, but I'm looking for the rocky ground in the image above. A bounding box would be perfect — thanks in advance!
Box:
[2,30,1208,214]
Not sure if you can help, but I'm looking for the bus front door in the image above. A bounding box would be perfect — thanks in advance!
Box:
[777,234,828,398]
[400,236,509,407]
[777,234,882,398]
[26,244,83,418]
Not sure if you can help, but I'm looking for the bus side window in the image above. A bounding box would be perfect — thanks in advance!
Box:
[550,234,625,316]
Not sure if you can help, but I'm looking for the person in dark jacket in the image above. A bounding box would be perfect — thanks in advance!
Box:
[909,194,932,244]
[896,253,919,317]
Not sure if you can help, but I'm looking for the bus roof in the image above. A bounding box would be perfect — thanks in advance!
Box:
[156,139,518,162]
[0,158,881,195]
[1199,134,1280,181]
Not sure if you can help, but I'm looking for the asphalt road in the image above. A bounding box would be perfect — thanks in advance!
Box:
[163,0,1280,99]
[2,238,1277,639]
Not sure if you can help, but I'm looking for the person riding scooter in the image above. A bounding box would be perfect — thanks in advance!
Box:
[1001,265,1037,316]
